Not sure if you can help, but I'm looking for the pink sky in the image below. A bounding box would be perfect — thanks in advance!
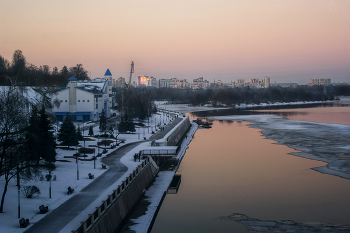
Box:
[1,0,349,84]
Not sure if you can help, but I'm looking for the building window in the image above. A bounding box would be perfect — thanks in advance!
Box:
[87,100,89,102]
[65,100,67,102]
[96,104,98,109]
[78,100,80,102]
[60,100,63,102]
[83,100,85,102]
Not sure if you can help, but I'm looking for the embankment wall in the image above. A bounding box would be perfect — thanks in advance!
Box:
[73,157,158,233]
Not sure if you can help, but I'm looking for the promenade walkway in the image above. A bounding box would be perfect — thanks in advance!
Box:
[150,117,183,140]
[24,116,183,233]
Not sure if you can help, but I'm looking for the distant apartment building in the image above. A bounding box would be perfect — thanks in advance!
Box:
[52,70,114,122]
[319,78,331,86]
[159,79,171,88]
[262,76,270,88]
[309,78,331,86]
[115,77,125,87]
[138,76,158,87]
[179,79,190,89]
[138,75,148,86]
[249,78,259,84]
[236,79,245,87]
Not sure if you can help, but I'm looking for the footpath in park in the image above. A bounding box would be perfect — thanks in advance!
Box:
[24,115,183,233]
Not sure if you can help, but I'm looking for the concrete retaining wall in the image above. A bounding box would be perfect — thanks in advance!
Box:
[155,117,191,147]
[72,156,158,233]
[166,117,190,146]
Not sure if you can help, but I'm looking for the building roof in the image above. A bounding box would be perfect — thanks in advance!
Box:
[76,82,106,93]
[104,69,112,76]
[68,76,77,80]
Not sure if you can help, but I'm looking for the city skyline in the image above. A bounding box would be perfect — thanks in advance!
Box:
[1,0,349,84]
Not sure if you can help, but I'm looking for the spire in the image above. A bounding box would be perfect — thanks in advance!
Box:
[104,69,112,76]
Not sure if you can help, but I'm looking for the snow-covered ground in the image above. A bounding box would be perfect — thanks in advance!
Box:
[0,111,176,233]
[2,97,349,232]
[129,122,198,232]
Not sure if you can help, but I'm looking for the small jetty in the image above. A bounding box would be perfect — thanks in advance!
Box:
[193,118,213,128]
[167,174,181,194]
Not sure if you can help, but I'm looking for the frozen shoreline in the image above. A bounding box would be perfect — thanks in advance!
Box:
[128,122,198,232]
[160,98,350,182]
[206,114,350,181]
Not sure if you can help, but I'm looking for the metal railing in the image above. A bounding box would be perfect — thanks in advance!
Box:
[72,157,152,233]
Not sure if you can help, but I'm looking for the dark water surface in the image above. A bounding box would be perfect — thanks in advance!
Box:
[151,105,350,233]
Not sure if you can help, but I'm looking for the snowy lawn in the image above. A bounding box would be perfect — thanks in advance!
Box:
[0,111,175,233]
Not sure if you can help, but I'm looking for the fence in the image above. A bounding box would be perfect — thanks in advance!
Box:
[72,156,157,233]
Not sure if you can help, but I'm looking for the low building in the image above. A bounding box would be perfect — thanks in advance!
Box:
[309,78,331,86]
[271,83,298,88]
[52,70,114,122]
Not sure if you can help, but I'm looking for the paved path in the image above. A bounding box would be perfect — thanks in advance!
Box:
[25,117,184,233]
[24,142,143,233]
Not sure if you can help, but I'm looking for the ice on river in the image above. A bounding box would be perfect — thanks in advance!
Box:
[208,114,350,179]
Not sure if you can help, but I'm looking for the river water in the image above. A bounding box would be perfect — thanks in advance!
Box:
[151,104,350,233]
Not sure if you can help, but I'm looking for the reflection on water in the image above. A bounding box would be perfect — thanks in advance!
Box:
[151,120,350,233]
[190,103,350,125]
[253,106,350,125]
[219,213,350,232]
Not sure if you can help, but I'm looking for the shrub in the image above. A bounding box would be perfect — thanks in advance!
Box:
[78,147,95,154]
[22,186,41,198]
[97,140,114,146]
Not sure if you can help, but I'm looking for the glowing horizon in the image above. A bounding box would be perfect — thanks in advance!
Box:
[1,0,349,84]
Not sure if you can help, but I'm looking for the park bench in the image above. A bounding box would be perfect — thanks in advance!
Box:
[88,173,94,179]
[67,186,74,195]
[19,218,29,228]
[39,205,48,214]
[102,164,107,169]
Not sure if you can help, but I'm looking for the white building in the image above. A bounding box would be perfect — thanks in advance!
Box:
[52,70,114,122]
[262,76,270,88]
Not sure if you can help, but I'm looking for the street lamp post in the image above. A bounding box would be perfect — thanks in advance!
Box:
[98,136,100,155]
[76,145,79,180]
[77,154,79,180]
[93,149,96,169]
[17,164,20,218]
[49,170,52,198]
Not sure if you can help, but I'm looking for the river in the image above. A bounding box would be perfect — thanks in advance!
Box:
[151,103,350,232]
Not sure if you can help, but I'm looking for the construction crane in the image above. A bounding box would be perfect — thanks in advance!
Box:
[125,61,134,90]
[121,61,134,119]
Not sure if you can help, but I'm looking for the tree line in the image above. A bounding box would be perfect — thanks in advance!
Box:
[0,50,89,86]
[149,85,350,106]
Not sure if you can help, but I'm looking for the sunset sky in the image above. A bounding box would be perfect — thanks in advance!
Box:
[1,0,349,84]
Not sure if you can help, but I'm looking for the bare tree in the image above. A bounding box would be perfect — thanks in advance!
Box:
[69,64,89,80]
[0,84,29,213]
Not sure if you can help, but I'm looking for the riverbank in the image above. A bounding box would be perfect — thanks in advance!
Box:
[0,111,175,233]
[124,122,198,232]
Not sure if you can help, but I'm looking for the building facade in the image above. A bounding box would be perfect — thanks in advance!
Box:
[52,70,114,122]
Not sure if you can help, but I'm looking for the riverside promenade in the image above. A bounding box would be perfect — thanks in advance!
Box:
[24,115,184,233]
